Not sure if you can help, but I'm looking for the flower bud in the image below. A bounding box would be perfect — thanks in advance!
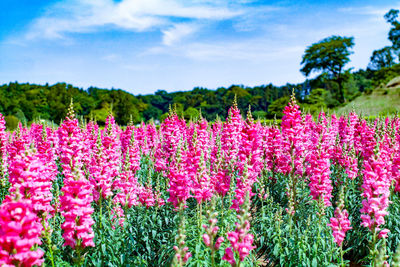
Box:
[215,236,224,250]
[203,234,211,247]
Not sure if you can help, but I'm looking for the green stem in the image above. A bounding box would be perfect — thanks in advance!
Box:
[371,227,378,265]
[75,240,84,266]
[220,197,225,233]
[99,193,103,230]
[197,202,200,232]
[42,219,55,267]
[199,202,202,230]
[340,244,344,267]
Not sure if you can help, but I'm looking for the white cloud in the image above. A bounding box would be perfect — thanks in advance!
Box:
[26,0,242,40]
[146,39,304,63]
[338,5,394,17]
[162,23,198,46]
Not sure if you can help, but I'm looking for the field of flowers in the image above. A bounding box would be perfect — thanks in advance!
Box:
[1,96,400,266]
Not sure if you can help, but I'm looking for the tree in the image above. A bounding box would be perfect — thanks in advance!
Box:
[300,35,354,103]
[385,9,400,52]
[267,96,290,118]
[369,46,396,70]
[184,107,200,120]
[301,88,327,115]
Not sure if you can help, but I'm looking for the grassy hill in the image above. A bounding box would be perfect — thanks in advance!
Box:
[334,77,400,117]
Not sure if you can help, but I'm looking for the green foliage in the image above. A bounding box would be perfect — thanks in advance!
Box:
[91,107,111,125]
[4,115,19,131]
[184,107,200,121]
[371,64,400,87]
[301,88,327,115]
[253,172,340,267]
[268,96,290,118]
[252,110,267,119]
[385,9,400,52]
[369,46,397,70]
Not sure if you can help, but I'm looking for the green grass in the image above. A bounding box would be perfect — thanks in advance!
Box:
[335,86,400,117]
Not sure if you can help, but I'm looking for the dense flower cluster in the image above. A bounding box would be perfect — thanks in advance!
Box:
[328,189,352,247]
[360,134,392,239]
[1,95,400,266]
[0,195,44,266]
[8,149,54,219]
[0,114,7,177]
[328,206,352,246]
[58,107,95,249]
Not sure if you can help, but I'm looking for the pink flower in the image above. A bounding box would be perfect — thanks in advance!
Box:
[221,104,243,165]
[222,247,236,266]
[379,229,390,239]
[138,185,156,208]
[328,207,352,246]
[8,151,54,219]
[0,113,8,175]
[0,195,44,267]
[187,119,213,204]
[305,114,335,207]
[360,134,391,238]
[155,114,186,173]
[281,97,306,177]
[58,114,95,248]
[89,115,122,202]
[223,220,255,265]
[183,251,192,263]
[215,236,225,250]
[167,164,192,209]
[263,126,286,175]
[60,174,95,248]
[231,115,263,211]
[203,234,211,247]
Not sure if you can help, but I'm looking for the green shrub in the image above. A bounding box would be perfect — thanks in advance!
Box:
[5,115,19,131]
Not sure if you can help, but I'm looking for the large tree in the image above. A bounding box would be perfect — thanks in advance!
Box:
[300,35,354,103]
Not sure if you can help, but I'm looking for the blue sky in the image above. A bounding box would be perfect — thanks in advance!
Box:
[0,0,398,94]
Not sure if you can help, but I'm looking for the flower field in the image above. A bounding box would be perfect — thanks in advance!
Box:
[1,96,400,266]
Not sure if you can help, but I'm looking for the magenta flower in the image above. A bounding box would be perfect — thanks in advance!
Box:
[187,119,213,204]
[222,247,236,266]
[360,135,391,239]
[281,96,306,177]
[224,221,256,262]
[0,113,8,174]
[138,185,156,208]
[232,116,263,211]
[89,115,122,202]
[328,207,352,246]
[167,165,192,209]
[221,104,242,166]
[0,195,44,267]
[58,113,95,249]
[155,114,187,173]
[60,170,95,248]
[8,150,54,219]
